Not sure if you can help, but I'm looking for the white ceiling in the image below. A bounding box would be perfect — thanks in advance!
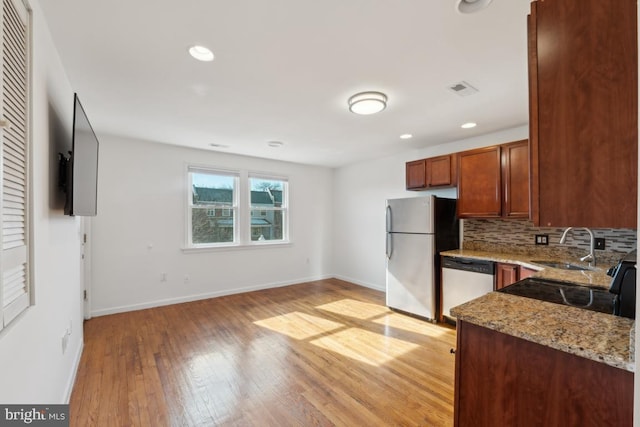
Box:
[39,0,532,168]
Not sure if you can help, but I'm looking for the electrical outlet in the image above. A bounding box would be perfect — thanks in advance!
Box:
[534,234,549,245]
[594,238,606,250]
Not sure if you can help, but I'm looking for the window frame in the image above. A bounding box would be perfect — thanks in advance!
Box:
[185,166,290,251]
[248,174,289,245]
[187,166,239,248]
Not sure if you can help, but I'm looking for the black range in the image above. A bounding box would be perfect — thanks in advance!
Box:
[498,277,615,315]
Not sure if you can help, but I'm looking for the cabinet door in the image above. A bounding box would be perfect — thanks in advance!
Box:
[519,266,537,280]
[501,140,530,218]
[427,155,457,187]
[530,0,637,228]
[406,159,427,190]
[454,321,633,426]
[495,263,519,290]
[457,146,502,218]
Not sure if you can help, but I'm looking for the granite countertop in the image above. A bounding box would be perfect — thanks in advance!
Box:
[441,249,611,288]
[443,249,635,372]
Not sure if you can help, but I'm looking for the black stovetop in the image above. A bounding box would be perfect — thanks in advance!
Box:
[498,278,615,315]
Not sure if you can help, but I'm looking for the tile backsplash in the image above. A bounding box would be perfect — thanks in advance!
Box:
[462,219,637,267]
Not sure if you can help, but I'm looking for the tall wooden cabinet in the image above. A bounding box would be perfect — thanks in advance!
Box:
[501,141,529,218]
[528,0,637,228]
[457,140,529,219]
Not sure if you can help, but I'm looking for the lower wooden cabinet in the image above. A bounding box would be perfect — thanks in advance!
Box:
[495,263,537,290]
[495,263,519,290]
[455,321,633,426]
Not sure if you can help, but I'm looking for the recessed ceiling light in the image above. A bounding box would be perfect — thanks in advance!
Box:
[267,141,284,148]
[461,122,477,129]
[189,45,214,62]
[400,134,413,140]
[348,91,387,115]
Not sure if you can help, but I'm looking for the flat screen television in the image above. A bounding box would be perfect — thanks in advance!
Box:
[59,93,99,216]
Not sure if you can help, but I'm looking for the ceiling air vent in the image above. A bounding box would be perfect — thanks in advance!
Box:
[447,81,478,97]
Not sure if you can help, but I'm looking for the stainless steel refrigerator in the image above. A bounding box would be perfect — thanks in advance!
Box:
[385,196,459,321]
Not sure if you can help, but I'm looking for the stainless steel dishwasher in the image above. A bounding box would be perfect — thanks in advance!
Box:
[441,256,495,322]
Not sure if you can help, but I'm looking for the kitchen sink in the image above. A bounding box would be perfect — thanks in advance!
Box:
[529,260,593,271]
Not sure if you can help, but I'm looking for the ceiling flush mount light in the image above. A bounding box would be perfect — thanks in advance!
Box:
[456,0,493,14]
[456,0,492,13]
[348,91,387,115]
[400,134,413,140]
[267,141,284,148]
[461,122,477,129]
[189,45,214,62]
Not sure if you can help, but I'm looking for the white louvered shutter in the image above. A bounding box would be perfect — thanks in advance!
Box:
[0,0,29,329]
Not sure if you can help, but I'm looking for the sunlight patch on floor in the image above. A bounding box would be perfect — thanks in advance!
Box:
[310,328,419,367]
[315,299,391,320]
[372,313,450,338]
[254,311,344,340]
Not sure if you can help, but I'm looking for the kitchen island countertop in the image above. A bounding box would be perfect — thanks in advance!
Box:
[443,249,634,372]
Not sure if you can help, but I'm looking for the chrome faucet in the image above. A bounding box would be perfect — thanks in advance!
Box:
[559,227,596,267]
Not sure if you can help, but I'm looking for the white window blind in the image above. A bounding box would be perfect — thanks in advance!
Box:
[1,0,30,330]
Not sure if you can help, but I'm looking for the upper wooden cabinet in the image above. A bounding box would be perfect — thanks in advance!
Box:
[457,140,530,219]
[427,155,457,187]
[457,146,502,218]
[528,0,638,228]
[406,159,427,189]
[406,154,457,190]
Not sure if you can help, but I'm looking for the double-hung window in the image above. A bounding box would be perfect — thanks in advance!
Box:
[186,167,288,248]
[188,168,239,246]
[249,175,287,242]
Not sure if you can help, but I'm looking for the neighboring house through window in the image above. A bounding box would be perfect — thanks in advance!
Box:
[187,167,288,248]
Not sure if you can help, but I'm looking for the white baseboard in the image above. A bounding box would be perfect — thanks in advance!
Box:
[333,274,385,292]
[91,274,333,317]
[63,340,84,404]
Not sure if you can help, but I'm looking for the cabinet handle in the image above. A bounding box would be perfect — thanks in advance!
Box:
[450,348,456,354]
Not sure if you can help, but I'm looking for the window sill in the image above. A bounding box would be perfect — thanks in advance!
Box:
[182,241,292,254]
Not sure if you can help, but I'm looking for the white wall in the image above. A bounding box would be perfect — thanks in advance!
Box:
[0,0,84,403]
[332,126,528,290]
[90,135,333,316]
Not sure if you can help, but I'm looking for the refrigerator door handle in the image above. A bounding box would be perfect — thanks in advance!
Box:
[386,205,392,232]
[386,233,393,259]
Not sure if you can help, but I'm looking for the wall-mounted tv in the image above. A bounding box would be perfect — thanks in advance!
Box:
[58,93,99,216]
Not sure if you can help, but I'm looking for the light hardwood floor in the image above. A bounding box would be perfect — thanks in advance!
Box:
[70,279,457,426]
